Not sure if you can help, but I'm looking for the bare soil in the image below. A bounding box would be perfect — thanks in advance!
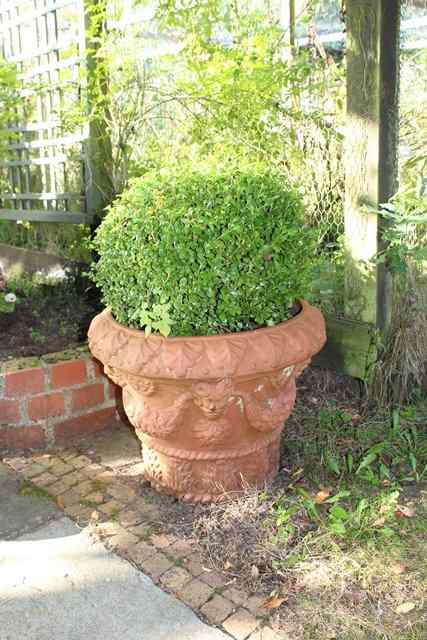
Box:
[0,268,102,361]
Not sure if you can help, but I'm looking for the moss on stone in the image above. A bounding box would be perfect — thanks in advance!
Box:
[1,342,90,373]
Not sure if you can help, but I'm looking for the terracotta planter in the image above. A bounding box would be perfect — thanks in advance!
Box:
[88,300,326,503]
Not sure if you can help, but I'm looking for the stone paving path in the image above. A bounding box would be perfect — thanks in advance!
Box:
[1,422,286,640]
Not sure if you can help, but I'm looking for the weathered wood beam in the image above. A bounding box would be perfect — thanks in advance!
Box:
[0,155,84,167]
[377,1,400,331]
[313,317,376,380]
[0,209,91,224]
[0,192,84,200]
[344,0,400,332]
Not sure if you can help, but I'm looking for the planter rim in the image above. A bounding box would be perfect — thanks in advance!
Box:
[99,299,311,342]
[88,299,326,381]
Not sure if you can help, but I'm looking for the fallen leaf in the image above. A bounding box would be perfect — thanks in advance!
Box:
[395,505,416,518]
[391,563,409,575]
[260,595,287,610]
[224,561,233,570]
[251,565,260,579]
[314,489,331,504]
[56,496,65,509]
[395,602,415,614]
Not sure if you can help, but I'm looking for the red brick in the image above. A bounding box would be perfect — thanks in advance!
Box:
[0,399,21,424]
[91,358,104,378]
[54,407,116,444]
[71,383,104,411]
[5,368,45,397]
[108,382,118,399]
[28,393,65,421]
[0,426,45,451]
[51,360,87,389]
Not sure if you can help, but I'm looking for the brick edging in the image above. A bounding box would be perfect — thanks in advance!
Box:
[0,348,121,452]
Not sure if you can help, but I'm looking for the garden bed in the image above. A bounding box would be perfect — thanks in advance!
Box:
[0,266,101,360]
[0,266,120,452]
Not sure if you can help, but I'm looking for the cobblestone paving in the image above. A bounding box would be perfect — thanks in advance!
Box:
[2,423,288,640]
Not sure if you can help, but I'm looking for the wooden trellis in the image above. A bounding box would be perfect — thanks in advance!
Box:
[0,0,92,224]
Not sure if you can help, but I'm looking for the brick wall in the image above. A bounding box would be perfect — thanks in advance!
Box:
[0,350,121,452]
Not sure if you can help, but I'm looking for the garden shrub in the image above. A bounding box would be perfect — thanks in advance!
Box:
[91,165,318,336]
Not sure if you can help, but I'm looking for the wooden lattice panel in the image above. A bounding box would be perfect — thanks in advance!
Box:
[0,0,90,223]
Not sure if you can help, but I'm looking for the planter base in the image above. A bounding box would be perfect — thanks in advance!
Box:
[88,301,326,503]
[139,432,282,503]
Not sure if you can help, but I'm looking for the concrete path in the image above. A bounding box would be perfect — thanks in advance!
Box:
[0,464,228,640]
[0,463,59,540]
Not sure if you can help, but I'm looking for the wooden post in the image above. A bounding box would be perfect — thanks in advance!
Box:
[289,0,295,49]
[377,1,400,332]
[83,0,114,227]
[344,0,400,331]
[280,0,296,51]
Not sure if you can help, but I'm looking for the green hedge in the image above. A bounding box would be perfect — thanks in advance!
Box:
[91,166,318,336]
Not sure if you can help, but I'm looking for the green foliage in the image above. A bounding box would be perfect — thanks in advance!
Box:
[0,56,20,196]
[129,2,346,322]
[0,220,92,262]
[0,295,16,314]
[371,203,427,276]
[129,0,346,249]
[19,481,53,500]
[0,56,20,161]
[286,393,427,488]
[321,409,427,486]
[377,48,427,277]
[309,236,346,314]
[273,485,400,547]
[92,164,318,336]
[272,397,427,554]
[62,0,178,198]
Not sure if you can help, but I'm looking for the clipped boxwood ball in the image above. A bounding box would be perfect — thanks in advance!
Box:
[91,167,318,337]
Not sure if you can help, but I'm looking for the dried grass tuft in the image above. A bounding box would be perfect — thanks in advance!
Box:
[370,268,427,406]
[193,486,278,587]
[193,484,313,590]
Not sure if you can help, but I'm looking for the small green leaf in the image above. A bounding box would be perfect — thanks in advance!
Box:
[329,505,349,521]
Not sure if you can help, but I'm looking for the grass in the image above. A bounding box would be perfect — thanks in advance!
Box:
[19,481,53,501]
[193,370,427,640]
